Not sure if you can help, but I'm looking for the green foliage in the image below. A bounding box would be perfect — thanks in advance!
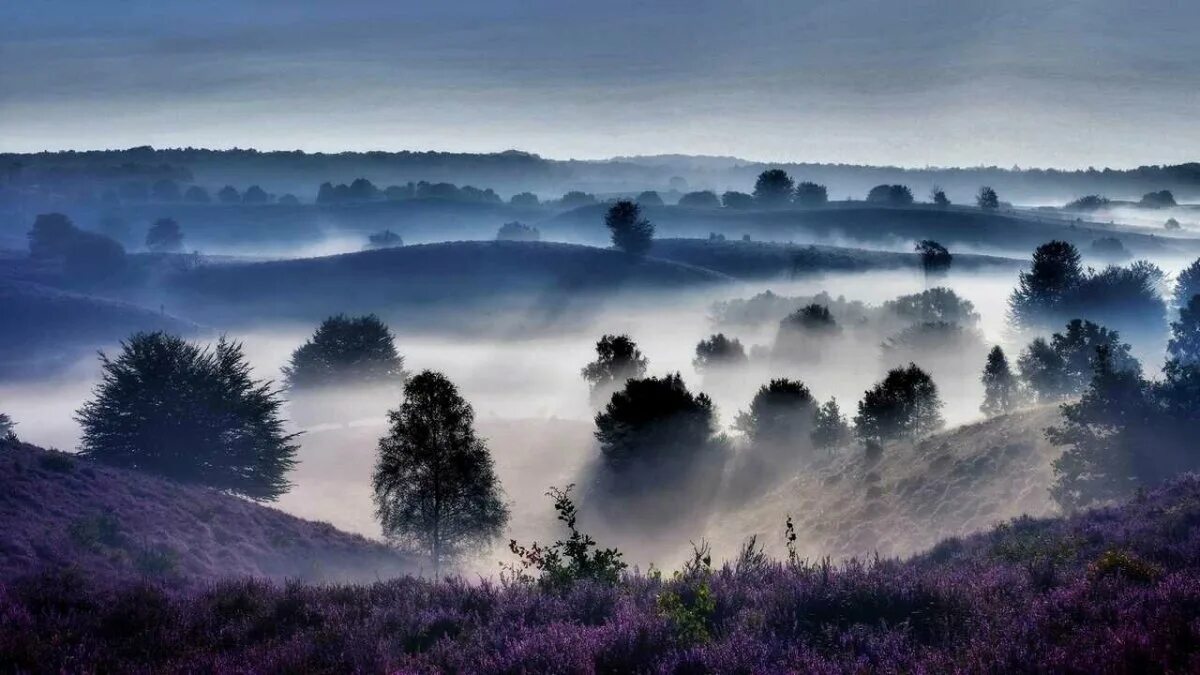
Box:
[657,541,717,644]
[76,332,299,502]
[1090,549,1160,583]
[506,485,627,589]
[284,314,407,390]
[373,371,509,574]
[604,200,654,256]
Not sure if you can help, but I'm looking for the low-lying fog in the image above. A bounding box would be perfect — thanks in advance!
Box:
[0,261,1184,572]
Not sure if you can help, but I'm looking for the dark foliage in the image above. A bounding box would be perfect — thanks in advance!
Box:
[27,213,126,280]
[366,229,404,249]
[510,191,539,206]
[810,398,851,450]
[1174,258,1200,308]
[774,303,841,362]
[635,190,664,206]
[1064,194,1110,211]
[216,185,240,204]
[605,200,654,257]
[76,332,299,502]
[1008,240,1084,328]
[145,217,183,253]
[753,169,795,206]
[594,373,719,470]
[28,213,80,259]
[866,184,914,205]
[1168,294,1200,366]
[692,333,748,372]
[581,334,648,401]
[734,378,817,448]
[883,287,978,326]
[1090,236,1129,260]
[930,186,950,206]
[679,190,721,208]
[980,346,1020,416]
[560,191,597,208]
[793,181,828,207]
[975,186,999,209]
[1165,217,1182,231]
[373,371,508,574]
[915,239,952,277]
[720,190,753,209]
[1139,189,1176,208]
[1018,319,1138,402]
[496,221,540,242]
[854,364,944,445]
[506,485,627,588]
[242,185,269,204]
[150,178,181,202]
[0,412,15,441]
[283,314,407,390]
[183,185,210,203]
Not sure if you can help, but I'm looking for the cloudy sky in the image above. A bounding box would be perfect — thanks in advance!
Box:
[1,0,1196,168]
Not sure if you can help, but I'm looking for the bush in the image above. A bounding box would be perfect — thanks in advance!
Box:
[636,191,664,207]
[883,288,978,326]
[1139,190,1176,208]
[720,191,753,209]
[510,192,540,207]
[793,181,827,207]
[915,240,952,277]
[1064,195,1110,212]
[506,485,626,589]
[753,169,794,206]
[581,334,648,403]
[76,332,299,501]
[866,184,913,205]
[976,186,999,209]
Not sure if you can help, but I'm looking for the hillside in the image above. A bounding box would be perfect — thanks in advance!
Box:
[165,240,732,325]
[713,406,1063,560]
[0,440,413,583]
[4,459,1199,671]
[0,279,197,377]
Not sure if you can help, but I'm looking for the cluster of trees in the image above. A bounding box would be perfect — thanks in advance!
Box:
[27,213,126,281]
[751,170,829,207]
[317,178,503,205]
[496,221,541,242]
[146,218,184,252]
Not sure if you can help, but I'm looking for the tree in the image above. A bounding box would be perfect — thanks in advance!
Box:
[930,186,950,206]
[278,194,300,205]
[27,213,77,258]
[775,303,840,362]
[811,398,851,450]
[793,181,828,207]
[283,314,407,390]
[581,334,648,402]
[734,378,816,448]
[1050,319,1139,392]
[692,333,748,372]
[636,190,664,206]
[496,221,540,242]
[1140,190,1176,208]
[594,373,719,470]
[1165,217,1182,231]
[753,169,795,206]
[366,229,404,249]
[1091,237,1129,260]
[980,346,1019,416]
[680,190,721,208]
[242,185,270,204]
[605,200,654,257]
[1016,337,1068,403]
[1174,258,1200,308]
[1065,195,1109,212]
[883,287,979,326]
[559,191,597,208]
[217,185,241,204]
[76,332,298,501]
[854,364,944,446]
[0,412,16,442]
[184,185,211,203]
[1167,294,1200,366]
[317,182,337,204]
[915,240,952,278]
[976,186,999,209]
[867,184,913,205]
[348,178,380,201]
[510,192,540,207]
[373,371,509,574]
[145,218,183,253]
[1008,241,1083,329]
[720,191,753,209]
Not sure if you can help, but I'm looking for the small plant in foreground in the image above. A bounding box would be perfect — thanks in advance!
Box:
[657,540,717,644]
[506,484,626,588]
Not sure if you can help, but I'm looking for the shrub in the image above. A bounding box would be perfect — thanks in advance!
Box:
[635,191,664,207]
[866,184,913,205]
[145,218,183,253]
[976,186,999,209]
[719,191,753,209]
[811,398,851,450]
[1139,190,1176,208]
[506,485,626,589]
[915,240,952,277]
[883,288,978,326]
[1065,195,1109,212]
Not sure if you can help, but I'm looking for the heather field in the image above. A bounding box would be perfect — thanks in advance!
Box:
[3,477,1200,673]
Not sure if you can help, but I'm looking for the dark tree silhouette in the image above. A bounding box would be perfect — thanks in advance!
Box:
[145,218,183,253]
[753,169,795,206]
[854,364,944,446]
[866,184,914,205]
[373,371,509,574]
[1165,217,1182,231]
[594,373,719,470]
[1017,320,1138,401]
[720,191,753,209]
[605,200,654,257]
[27,213,77,258]
[559,191,597,208]
[811,398,851,450]
[883,287,978,325]
[679,190,721,208]
[976,186,999,209]
[28,213,126,280]
[284,314,406,390]
[217,185,241,204]
[1065,195,1109,212]
[1016,337,1068,403]
[1174,258,1200,308]
[76,332,298,501]
[1008,241,1083,328]
[510,191,539,207]
[692,333,748,372]
[366,229,403,249]
[915,240,952,278]
[793,181,828,207]
[242,185,270,204]
[1168,294,1200,366]
[930,187,950,206]
[980,346,1019,416]
[0,412,15,442]
[636,190,664,206]
[734,378,816,448]
[183,185,211,203]
[775,303,841,362]
[581,334,648,402]
[1140,190,1176,208]
[496,221,540,242]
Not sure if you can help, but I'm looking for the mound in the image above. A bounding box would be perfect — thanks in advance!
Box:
[4,461,1199,671]
[715,406,1063,560]
[0,440,413,583]
[167,240,731,325]
[0,280,197,377]
[650,237,1020,280]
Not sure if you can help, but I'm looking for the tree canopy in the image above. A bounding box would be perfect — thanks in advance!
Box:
[734,378,817,449]
[283,314,407,390]
[854,363,944,446]
[692,333,748,372]
[753,169,795,206]
[582,334,648,402]
[605,200,654,257]
[146,218,184,253]
[980,346,1020,416]
[793,181,828,207]
[594,373,720,470]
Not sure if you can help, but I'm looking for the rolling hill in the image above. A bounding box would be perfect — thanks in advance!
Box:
[0,439,413,584]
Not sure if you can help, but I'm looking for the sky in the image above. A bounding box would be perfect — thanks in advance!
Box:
[1,0,1197,168]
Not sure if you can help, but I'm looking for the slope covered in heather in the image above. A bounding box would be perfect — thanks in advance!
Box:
[0,440,413,583]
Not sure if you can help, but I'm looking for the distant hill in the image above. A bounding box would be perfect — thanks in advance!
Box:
[166,240,732,326]
[0,440,413,583]
[0,280,196,377]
